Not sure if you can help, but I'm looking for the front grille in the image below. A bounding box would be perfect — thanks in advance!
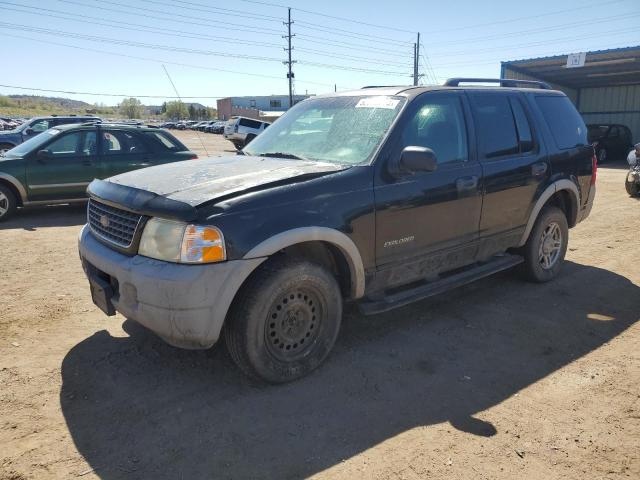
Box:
[87,199,142,249]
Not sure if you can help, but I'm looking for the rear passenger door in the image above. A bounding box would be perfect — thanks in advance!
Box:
[98,129,153,178]
[467,92,549,259]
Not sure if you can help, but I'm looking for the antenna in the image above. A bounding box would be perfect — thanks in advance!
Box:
[162,64,210,157]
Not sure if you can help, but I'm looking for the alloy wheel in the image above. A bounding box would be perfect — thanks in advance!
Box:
[538,221,562,269]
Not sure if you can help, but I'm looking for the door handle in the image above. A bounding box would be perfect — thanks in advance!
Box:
[532,162,548,177]
[456,175,478,192]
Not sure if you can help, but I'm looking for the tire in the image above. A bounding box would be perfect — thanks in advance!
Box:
[0,184,17,222]
[244,134,256,147]
[224,257,343,383]
[597,148,607,164]
[0,143,15,155]
[521,206,568,282]
[626,176,640,197]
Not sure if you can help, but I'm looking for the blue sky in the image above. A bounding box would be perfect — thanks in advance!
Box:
[1,0,639,106]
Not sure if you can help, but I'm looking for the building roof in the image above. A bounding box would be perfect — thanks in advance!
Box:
[502,45,640,89]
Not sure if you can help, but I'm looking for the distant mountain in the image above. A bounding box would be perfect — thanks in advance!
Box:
[8,95,93,110]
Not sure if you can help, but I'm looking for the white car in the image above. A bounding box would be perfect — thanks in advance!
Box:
[223,116,269,150]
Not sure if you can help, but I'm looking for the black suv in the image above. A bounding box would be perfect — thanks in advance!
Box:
[79,79,596,383]
[0,115,101,153]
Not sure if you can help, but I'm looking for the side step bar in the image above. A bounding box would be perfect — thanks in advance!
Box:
[358,254,524,315]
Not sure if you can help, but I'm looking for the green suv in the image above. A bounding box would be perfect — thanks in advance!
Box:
[0,122,197,221]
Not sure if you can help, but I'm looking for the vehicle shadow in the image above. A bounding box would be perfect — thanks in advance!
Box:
[60,261,639,479]
[0,203,87,231]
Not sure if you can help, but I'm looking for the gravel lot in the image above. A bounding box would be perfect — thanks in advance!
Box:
[1,130,639,480]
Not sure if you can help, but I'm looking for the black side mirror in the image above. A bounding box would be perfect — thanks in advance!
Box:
[36,149,51,160]
[399,146,438,174]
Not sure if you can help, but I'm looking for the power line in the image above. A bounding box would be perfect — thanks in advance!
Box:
[0,83,223,99]
[0,22,285,62]
[426,10,640,48]
[6,33,338,88]
[294,22,412,47]
[427,26,639,61]
[54,0,283,36]
[140,0,282,23]
[425,0,627,34]
[295,34,412,57]
[0,3,284,49]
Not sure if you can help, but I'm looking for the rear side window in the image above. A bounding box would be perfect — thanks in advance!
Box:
[239,118,262,129]
[470,95,519,158]
[535,95,587,149]
[143,131,183,151]
[510,98,534,153]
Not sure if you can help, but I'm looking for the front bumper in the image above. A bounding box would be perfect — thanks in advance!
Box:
[78,225,265,349]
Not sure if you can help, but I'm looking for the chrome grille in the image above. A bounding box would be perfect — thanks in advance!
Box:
[87,199,142,248]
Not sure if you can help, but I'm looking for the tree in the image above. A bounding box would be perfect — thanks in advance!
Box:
[161,102,167,114]
[164,100,188,120]
[119,97,143,119]
[188,104,197,120]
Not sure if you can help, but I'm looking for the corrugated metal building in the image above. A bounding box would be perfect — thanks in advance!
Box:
[501,46,640,144]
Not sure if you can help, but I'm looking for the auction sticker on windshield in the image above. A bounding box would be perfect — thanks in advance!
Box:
[355,97,400,109]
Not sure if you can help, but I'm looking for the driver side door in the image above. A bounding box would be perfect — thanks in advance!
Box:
[373,91,483,288]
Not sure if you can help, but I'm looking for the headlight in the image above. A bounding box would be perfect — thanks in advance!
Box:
[138,218,226,264]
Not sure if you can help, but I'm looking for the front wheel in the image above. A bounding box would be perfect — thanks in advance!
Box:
[0,143,14,155]
[0,184,17,222]
[224,257,343,383]
[521,206,569,282]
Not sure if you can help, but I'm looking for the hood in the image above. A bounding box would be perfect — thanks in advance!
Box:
[105,155,347,207]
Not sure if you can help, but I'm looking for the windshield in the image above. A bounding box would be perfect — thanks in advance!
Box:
[3,129,60,157]
[243,95,405,165]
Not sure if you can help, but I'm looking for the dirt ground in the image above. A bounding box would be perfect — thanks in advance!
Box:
[1,130,639,480]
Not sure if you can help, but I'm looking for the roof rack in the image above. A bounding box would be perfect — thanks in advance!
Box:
[443,78,552,90]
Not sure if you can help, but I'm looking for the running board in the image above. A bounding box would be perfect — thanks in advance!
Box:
[358,254,523,315]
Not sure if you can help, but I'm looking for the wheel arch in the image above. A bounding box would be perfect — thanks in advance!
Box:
[0,173,27,206]
[518,179,579,247]
[243,227,366,299]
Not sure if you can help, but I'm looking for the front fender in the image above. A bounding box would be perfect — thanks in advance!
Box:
[243,226,366,299]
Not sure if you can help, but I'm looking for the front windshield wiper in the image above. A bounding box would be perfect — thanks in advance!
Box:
[256,152,307,160]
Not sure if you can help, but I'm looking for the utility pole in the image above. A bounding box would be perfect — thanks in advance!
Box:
[413,32,420,86]
[283,8,296,108]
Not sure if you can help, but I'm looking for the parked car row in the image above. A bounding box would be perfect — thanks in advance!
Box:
[0,117,25,131]
[0,120,197,221]
[159,119,228,134]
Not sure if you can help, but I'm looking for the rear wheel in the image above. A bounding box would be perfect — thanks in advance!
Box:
[224,257,343,383]
[521,206,568,282]
[244,134,256,147]
[0,184,17,222]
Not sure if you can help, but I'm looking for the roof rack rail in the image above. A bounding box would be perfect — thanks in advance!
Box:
[443,78,552,89]
[81,119,102,125]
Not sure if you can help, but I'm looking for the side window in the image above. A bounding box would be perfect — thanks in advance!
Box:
[81,131,97,156]
[101,131,149,155]
[239,118,261,129]
[609,126,620,138]
[510,98,534,153]
[470,95,518,158]
[30,120,50,133]
[143,132,180,151]
[46,132,82,155]
[534,95,587,149]
[100,132,122,155]
[400,95,468,163]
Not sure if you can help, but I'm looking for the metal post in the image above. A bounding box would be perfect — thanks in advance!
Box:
[283,8,296,108]
[413,33,420,86]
